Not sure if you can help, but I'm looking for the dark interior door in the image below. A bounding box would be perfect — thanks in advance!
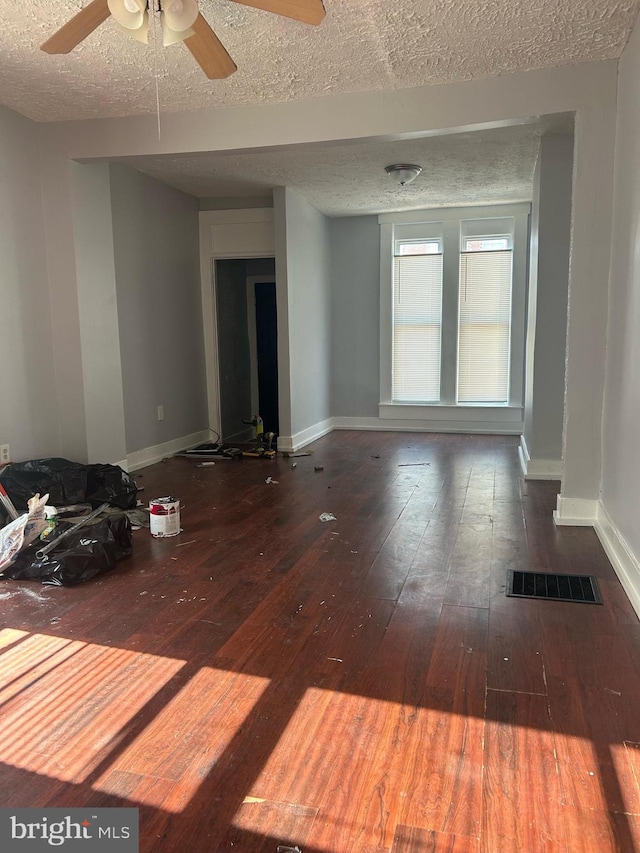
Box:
[254,281,279,436]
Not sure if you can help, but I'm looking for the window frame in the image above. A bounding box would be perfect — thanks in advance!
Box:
[379,204,529,429]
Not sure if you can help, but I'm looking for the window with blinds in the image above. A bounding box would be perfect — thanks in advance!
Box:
[457,249,513,403]
[392,244,443,402]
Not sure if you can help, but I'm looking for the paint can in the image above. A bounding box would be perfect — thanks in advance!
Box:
[149,496,181,537]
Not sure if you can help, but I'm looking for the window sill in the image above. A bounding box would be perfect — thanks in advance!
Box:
[379,403,523,424]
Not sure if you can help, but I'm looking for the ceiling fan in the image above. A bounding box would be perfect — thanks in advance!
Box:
[41,0,326,79]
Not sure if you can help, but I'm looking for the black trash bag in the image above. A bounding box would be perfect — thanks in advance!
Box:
[0,458,87,512]
[0,458,137,512]
[86,463,138,510]
[1,515,133,586]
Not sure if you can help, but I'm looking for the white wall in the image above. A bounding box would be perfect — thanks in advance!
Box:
[600,14,640,564]
[0,107,59,462]
[330,216,380,418]
[69,162,127,464]
[109,164,207,455]
[522,134,573,479]
[274,188,332,445]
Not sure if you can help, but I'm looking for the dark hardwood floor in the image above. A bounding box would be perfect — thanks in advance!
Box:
[2,431,640,852]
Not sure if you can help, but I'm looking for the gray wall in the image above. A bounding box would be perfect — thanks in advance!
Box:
[109,164,207,454]
[524,134,573,463]
[70,162,127,464]
[330,216,381,417]
[216,259,252,441]
[0,107,59,462]
[276,188,332,437]
[601,14,640,558]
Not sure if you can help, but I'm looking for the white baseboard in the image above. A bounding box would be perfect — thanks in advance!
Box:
[553,495,599,527]
[333,415,521,434]
[595,501,640,620]
[518,436,562,480]
[278,418,333,453]
[126,429,212,472]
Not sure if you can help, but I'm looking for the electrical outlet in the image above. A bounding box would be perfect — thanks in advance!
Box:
[157,405,164,422]
[0,445,10,465]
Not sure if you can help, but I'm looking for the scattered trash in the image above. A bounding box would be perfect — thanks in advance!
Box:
[36,502,109,559]
[277,847,302,853]
[149,496,181,538]
[291,463,297,469]
[605,687,622,696]
[398,462,431,467]
[175,539,197,548]
[196,462,216,467]
[327,657,343,662]
[282,451,312,458]
[0,493,49,571]
[319,513,336,522]
[265,477,279,484]
[314,466,324,472]
[0,457,138,512]
[0,483,19,520]
[2,514,132,586]
[371,455,380,459]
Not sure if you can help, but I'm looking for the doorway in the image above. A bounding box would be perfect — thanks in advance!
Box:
[215,258,278,442]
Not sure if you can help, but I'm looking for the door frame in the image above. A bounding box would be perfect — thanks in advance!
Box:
[199,208,276,441]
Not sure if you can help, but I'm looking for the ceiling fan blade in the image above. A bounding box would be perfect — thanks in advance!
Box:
[228,1,325,26]
[184,14,237,79]
[41,0,111,54]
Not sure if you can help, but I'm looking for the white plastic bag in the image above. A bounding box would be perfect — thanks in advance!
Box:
[0,493,49,572]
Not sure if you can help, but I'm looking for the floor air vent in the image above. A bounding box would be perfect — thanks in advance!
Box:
[506,570,602,604]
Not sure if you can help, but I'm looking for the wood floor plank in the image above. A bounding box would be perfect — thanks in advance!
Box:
[482,689,566,853]
[391,824,480,852]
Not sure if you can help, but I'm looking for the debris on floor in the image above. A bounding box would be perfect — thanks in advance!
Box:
[398,462,431,467]
[319,513,336,522]
[265,477,279,484]
[314,466,324,472]
[1,514,132,586]
[0,457,138,512]
[0,493,48,571]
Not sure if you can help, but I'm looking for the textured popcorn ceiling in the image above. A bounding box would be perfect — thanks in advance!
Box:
[121,119,572,216]
[0,0,638,122]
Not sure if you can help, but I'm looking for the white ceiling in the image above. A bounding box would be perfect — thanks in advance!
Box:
[0,1,632,215]
[0,0,638,123]
[119,118,572,216]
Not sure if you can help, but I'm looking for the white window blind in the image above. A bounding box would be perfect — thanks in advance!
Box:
[393,252,443,402]
[458,250,512,403]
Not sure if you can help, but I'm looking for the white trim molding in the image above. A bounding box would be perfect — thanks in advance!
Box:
[333,415,521,434]
[553,495,598,526]
[126,429,213,472]
[518,436,563,480]
[278,418,334,454]
[595,501,640,620]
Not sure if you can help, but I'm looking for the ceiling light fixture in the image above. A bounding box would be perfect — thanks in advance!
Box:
[108,0,199,47]
[385,164,423,186]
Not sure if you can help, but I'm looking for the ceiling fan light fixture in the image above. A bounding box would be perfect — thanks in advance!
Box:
[163,0,199,33]
[162,17,195,46]
[385,164,423,186]
[108,0,147,30]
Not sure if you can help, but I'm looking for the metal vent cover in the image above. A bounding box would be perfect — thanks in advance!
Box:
[506,570,602,604]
